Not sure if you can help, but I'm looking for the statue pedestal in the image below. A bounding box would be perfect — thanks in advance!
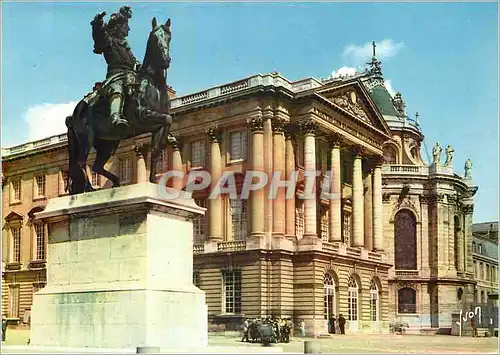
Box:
[30,183,208,350]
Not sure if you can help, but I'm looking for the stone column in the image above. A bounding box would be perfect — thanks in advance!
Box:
[351,148,364,248]
[463,203,474,275]
[264,114,273,239]
[364,168,373,250]
[171,139,183,190]
[372,158,384,251]
[272,119,286,238]
[207,127,223,242]
[301,121,318,238]
[328,134,342,242]
[285,129,296,239]
[134,144,148,184]
[249,117,265,237]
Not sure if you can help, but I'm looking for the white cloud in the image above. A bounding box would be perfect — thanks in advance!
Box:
[23,102,77,142]
[384,79,396,98]
[329,66,358,79]
[342,39,404,66]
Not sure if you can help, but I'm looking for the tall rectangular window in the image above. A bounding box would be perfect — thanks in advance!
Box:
[8,285,20,318]
[91,172,100,188]
[34,223,45,260]
[11,178,21,202]
[61,170,69,194]
[222,269,241,314]
[193,199,208,243]
[35,174,45,197]
[295,202,304,239]
[11,227,21,262]
[320,212,329,241]
[343,212,351,245]
[229,131,247,161]
[230,199,247,241]
[118,157,132,184]
[296,140,304,167]
[155,149,166,174]
[370,290,379,321]
[191,139,205,168]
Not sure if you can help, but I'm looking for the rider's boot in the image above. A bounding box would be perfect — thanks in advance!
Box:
[109,93,129,128]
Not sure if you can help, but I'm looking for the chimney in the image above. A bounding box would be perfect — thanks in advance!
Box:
[167,85,176,100]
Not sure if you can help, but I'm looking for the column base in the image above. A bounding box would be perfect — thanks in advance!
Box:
[246,233,267,250]
[271,234,295,251]
[297,235,322,251]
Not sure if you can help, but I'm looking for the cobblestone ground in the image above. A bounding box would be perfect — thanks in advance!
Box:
[2,329,498,354]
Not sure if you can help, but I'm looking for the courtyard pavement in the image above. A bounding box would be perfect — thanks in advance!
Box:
[1,329,498,354]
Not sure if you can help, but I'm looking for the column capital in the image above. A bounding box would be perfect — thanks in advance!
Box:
[271,118,287,134]
[133,143,148,157]
[248,116,264,133]
[327,133,342,149]
[168,135,183,151]
[352,146,365,158]
[373,155,385,167]
[299,120,318,135]
[206,125,222,143]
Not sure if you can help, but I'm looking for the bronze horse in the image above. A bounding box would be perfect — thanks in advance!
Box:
[66,17,173,195]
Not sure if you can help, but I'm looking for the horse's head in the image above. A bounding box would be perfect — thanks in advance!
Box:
[147,17,171,70]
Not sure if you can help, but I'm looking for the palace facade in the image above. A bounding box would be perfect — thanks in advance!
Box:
[2,55,497,335]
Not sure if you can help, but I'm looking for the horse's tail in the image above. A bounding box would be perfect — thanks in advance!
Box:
[66,115,78,194]
[66,100,89,195]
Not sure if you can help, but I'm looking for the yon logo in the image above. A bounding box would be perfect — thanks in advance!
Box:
[456,306,481,336]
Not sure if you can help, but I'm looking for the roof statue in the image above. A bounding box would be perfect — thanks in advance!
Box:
[464,159,473,179]
[392,92,406,117]
[444,145,454,167]
[66,6,174,194]
[432,142,442,165]
[367,41,382,76]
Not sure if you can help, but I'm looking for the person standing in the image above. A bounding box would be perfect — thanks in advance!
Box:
[300,319,306,338]
[338,314,346,335]
[241,318,250,342]
[329,314,336,334]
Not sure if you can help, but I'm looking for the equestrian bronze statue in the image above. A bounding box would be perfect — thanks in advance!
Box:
[66,6,173,194]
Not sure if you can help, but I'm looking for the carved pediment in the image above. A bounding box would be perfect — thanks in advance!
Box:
[316,82,392,138]
[321,90,370,122]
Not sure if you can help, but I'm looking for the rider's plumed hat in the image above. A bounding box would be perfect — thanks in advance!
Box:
[108,6,132,28]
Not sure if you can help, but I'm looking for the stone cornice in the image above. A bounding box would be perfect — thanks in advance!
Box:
[311,106,384,151]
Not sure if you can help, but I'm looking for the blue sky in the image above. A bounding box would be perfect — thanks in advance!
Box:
[1,1,498,222]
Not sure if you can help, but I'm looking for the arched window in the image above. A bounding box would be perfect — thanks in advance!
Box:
[398,287,417,314]
[394,210,417,270]
[370,280,380,322]
[323,273,335,321]
[383,146,397,164]
[348,277,359,321]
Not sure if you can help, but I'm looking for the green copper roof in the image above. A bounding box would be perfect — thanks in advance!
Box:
[368,85,400,117]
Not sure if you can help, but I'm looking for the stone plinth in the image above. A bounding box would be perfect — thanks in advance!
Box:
[30,183,208,350]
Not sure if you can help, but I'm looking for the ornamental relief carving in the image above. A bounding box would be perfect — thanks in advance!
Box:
[330,91,370,122]
[396,281,418,290]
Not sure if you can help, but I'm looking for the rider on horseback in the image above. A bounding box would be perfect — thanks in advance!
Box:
[90,6,141,128]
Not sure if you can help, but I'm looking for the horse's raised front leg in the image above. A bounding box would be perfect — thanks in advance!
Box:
[92,139,121,188]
